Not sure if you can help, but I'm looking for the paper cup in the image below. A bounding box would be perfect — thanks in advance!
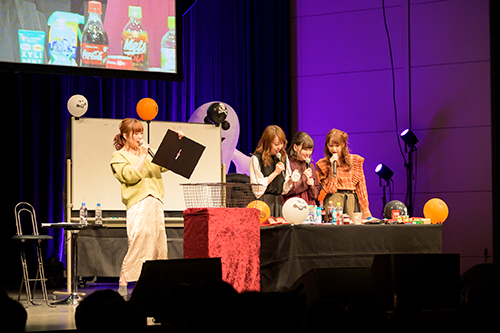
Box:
[352,212,362,225]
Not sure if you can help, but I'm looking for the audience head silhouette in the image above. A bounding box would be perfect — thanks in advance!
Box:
[0,288,27,333]
[75,288,146,332]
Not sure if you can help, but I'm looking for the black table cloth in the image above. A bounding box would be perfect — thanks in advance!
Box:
[77,223,442,293]
[260,223,442,292]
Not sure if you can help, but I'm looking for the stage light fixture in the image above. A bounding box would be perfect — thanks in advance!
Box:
[375,163,394,182]
[400,128,419,147]
[375,163,394,209]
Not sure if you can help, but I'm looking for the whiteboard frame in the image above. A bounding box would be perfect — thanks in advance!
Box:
[70,117,222,212]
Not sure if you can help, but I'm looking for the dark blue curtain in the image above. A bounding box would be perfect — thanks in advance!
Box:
[2,0,290,284]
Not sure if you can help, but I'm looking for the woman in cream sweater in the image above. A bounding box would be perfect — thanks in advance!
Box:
[110,118,183,299]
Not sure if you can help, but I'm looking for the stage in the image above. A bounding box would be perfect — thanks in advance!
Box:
[5,222,459,332]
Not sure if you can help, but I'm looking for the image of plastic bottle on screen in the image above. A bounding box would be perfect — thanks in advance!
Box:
[81,1,109,67]
[160,16,176,72]
[315,128,372,219]
[249,125,293,218]
[47,11,85,66]
[103,0,175,68]
[283,131,321,206]
[122,5,148,70]
[110,118,184,299]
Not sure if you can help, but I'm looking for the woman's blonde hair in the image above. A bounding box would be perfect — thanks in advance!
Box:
[113,118,144,150]
[254,125,287,167]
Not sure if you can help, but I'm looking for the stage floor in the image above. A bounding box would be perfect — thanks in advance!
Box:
[4,282,145,332]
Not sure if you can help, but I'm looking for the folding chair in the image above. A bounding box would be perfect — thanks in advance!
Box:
[13,202,54,307]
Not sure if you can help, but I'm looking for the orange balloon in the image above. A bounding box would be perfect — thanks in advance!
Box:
[246,200,271,224]
[423,198,449,224]
[136,98,158,121]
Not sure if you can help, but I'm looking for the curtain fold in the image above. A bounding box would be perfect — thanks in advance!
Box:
[3,0,290,278]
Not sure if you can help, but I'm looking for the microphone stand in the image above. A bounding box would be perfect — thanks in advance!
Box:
[404,143,416,217]
[379,176,392,217]
[379,176,388,209]
[146,120,151,143]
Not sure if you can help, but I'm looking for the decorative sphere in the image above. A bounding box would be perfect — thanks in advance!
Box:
[383,200,407,219]
[136,97,158,121]
[67,94,88,117]
[423,198,449,224]
[282,198,309,224]
[221,120,230,130]
[206,102,228,125]
[246,200,271,224]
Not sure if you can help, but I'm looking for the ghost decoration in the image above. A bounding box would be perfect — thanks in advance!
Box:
[67,94,88,117]
[189,101,251,175]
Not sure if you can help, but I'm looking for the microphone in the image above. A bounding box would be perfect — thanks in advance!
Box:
[276,152,285,178]
[332,153,338,178]
[305,157,311,169]
[139,140,155,158]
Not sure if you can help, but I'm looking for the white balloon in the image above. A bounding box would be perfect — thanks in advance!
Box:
[282,198,309,224]
[67,94,88,117]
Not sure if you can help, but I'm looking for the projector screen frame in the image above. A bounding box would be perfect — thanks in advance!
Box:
[0,0,184,82]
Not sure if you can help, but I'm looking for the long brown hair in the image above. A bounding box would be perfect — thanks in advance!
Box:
[324,128,351,170]
[287,131,314,159]
[254,125,287,167]
[113,118,144,150]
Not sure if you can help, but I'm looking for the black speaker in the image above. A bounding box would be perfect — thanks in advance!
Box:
[130,258,222,321]
[289,267,375,307]
[370,253,460,310]
[460,263,500,305]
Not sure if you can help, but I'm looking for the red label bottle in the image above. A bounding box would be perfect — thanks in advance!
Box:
[121,6,148,71]
[81,1,109,67]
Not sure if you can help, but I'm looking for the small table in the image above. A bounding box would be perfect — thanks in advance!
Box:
[41,222,90,305]
[183,207,261,292]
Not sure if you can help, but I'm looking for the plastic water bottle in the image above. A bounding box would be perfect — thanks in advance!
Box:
[327,201,334,223]
[319,201,326,222]
[336,202,343,225]
[95,203,102,225]
[80,203,88,225]
[315,206,322,223]
[331,202,337,224]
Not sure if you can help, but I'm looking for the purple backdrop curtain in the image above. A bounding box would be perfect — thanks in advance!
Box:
[2,0,290,284]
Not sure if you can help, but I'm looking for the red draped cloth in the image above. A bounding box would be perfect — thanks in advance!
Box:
[183,208,261,292]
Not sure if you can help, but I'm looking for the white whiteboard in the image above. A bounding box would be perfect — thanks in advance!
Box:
[71,117,222,211]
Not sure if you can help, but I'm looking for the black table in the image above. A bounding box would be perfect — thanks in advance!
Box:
[260,223,443,292]
[77,227,184,277]
[77,223,442,293]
